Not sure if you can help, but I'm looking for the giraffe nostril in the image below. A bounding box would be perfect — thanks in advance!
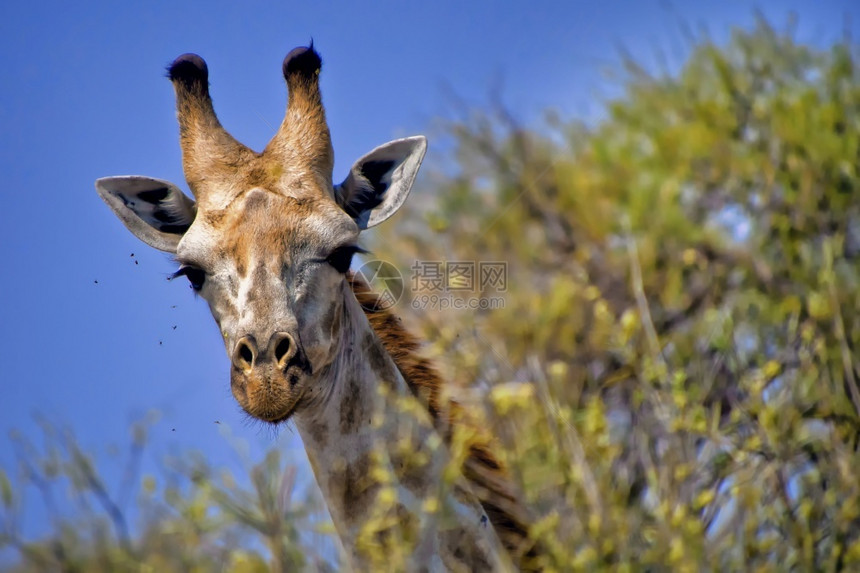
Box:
[275,337,291,362]
[271,332,297,369]
[232,336,257,371]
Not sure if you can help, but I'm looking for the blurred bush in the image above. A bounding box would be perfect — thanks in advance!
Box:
[0,418,337,572]
[372,16,860,571]
[3,16,859,572]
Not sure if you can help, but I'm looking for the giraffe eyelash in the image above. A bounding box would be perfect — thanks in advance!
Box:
[171,265,206,291]
[326,245,368,274]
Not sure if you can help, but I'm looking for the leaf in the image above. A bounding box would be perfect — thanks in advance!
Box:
[0,469,12,508]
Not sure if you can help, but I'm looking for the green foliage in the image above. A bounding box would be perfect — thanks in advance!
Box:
[0,419,338,572]
[4,17,859,571]
[372,17,860,571]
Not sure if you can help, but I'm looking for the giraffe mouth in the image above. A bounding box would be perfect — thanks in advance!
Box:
[230,366,309,424]
[260,399,301,425]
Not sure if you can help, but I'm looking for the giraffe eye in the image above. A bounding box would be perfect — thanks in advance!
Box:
[172,266,206,291]
[326,245,365,274]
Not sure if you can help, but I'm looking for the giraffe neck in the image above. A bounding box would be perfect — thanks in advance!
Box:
[292,281,507,571]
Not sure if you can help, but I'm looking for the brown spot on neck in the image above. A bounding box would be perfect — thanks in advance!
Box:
[331,453,374,524]
[361,331,395,382]
[339,376,363,434]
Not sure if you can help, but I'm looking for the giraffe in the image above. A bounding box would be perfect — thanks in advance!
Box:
[96,45,539,570]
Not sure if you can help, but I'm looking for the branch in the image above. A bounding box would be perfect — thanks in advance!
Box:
[64,434,135,557]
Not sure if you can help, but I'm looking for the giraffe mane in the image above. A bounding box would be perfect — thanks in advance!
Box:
[347,272,542,570]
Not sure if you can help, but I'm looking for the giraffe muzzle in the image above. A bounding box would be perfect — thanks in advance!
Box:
[230,331,312,423]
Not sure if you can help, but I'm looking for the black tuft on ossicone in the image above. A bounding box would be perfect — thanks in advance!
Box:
[282,43,322,81]
[168,53,209,93]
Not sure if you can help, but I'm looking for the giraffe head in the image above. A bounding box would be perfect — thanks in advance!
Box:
[96,46,426,423]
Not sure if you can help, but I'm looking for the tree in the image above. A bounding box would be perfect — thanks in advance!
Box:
[0,419,337,572]
[370,17,860,570]
[3,17,859,571]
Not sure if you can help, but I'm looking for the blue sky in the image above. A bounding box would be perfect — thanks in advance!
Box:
[0,0,855,551]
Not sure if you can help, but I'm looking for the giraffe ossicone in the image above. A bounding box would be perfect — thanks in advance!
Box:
[96,45,539,570]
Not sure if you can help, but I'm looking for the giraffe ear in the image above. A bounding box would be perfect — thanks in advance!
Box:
[95,176,197,253]
[335,136,427,229]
